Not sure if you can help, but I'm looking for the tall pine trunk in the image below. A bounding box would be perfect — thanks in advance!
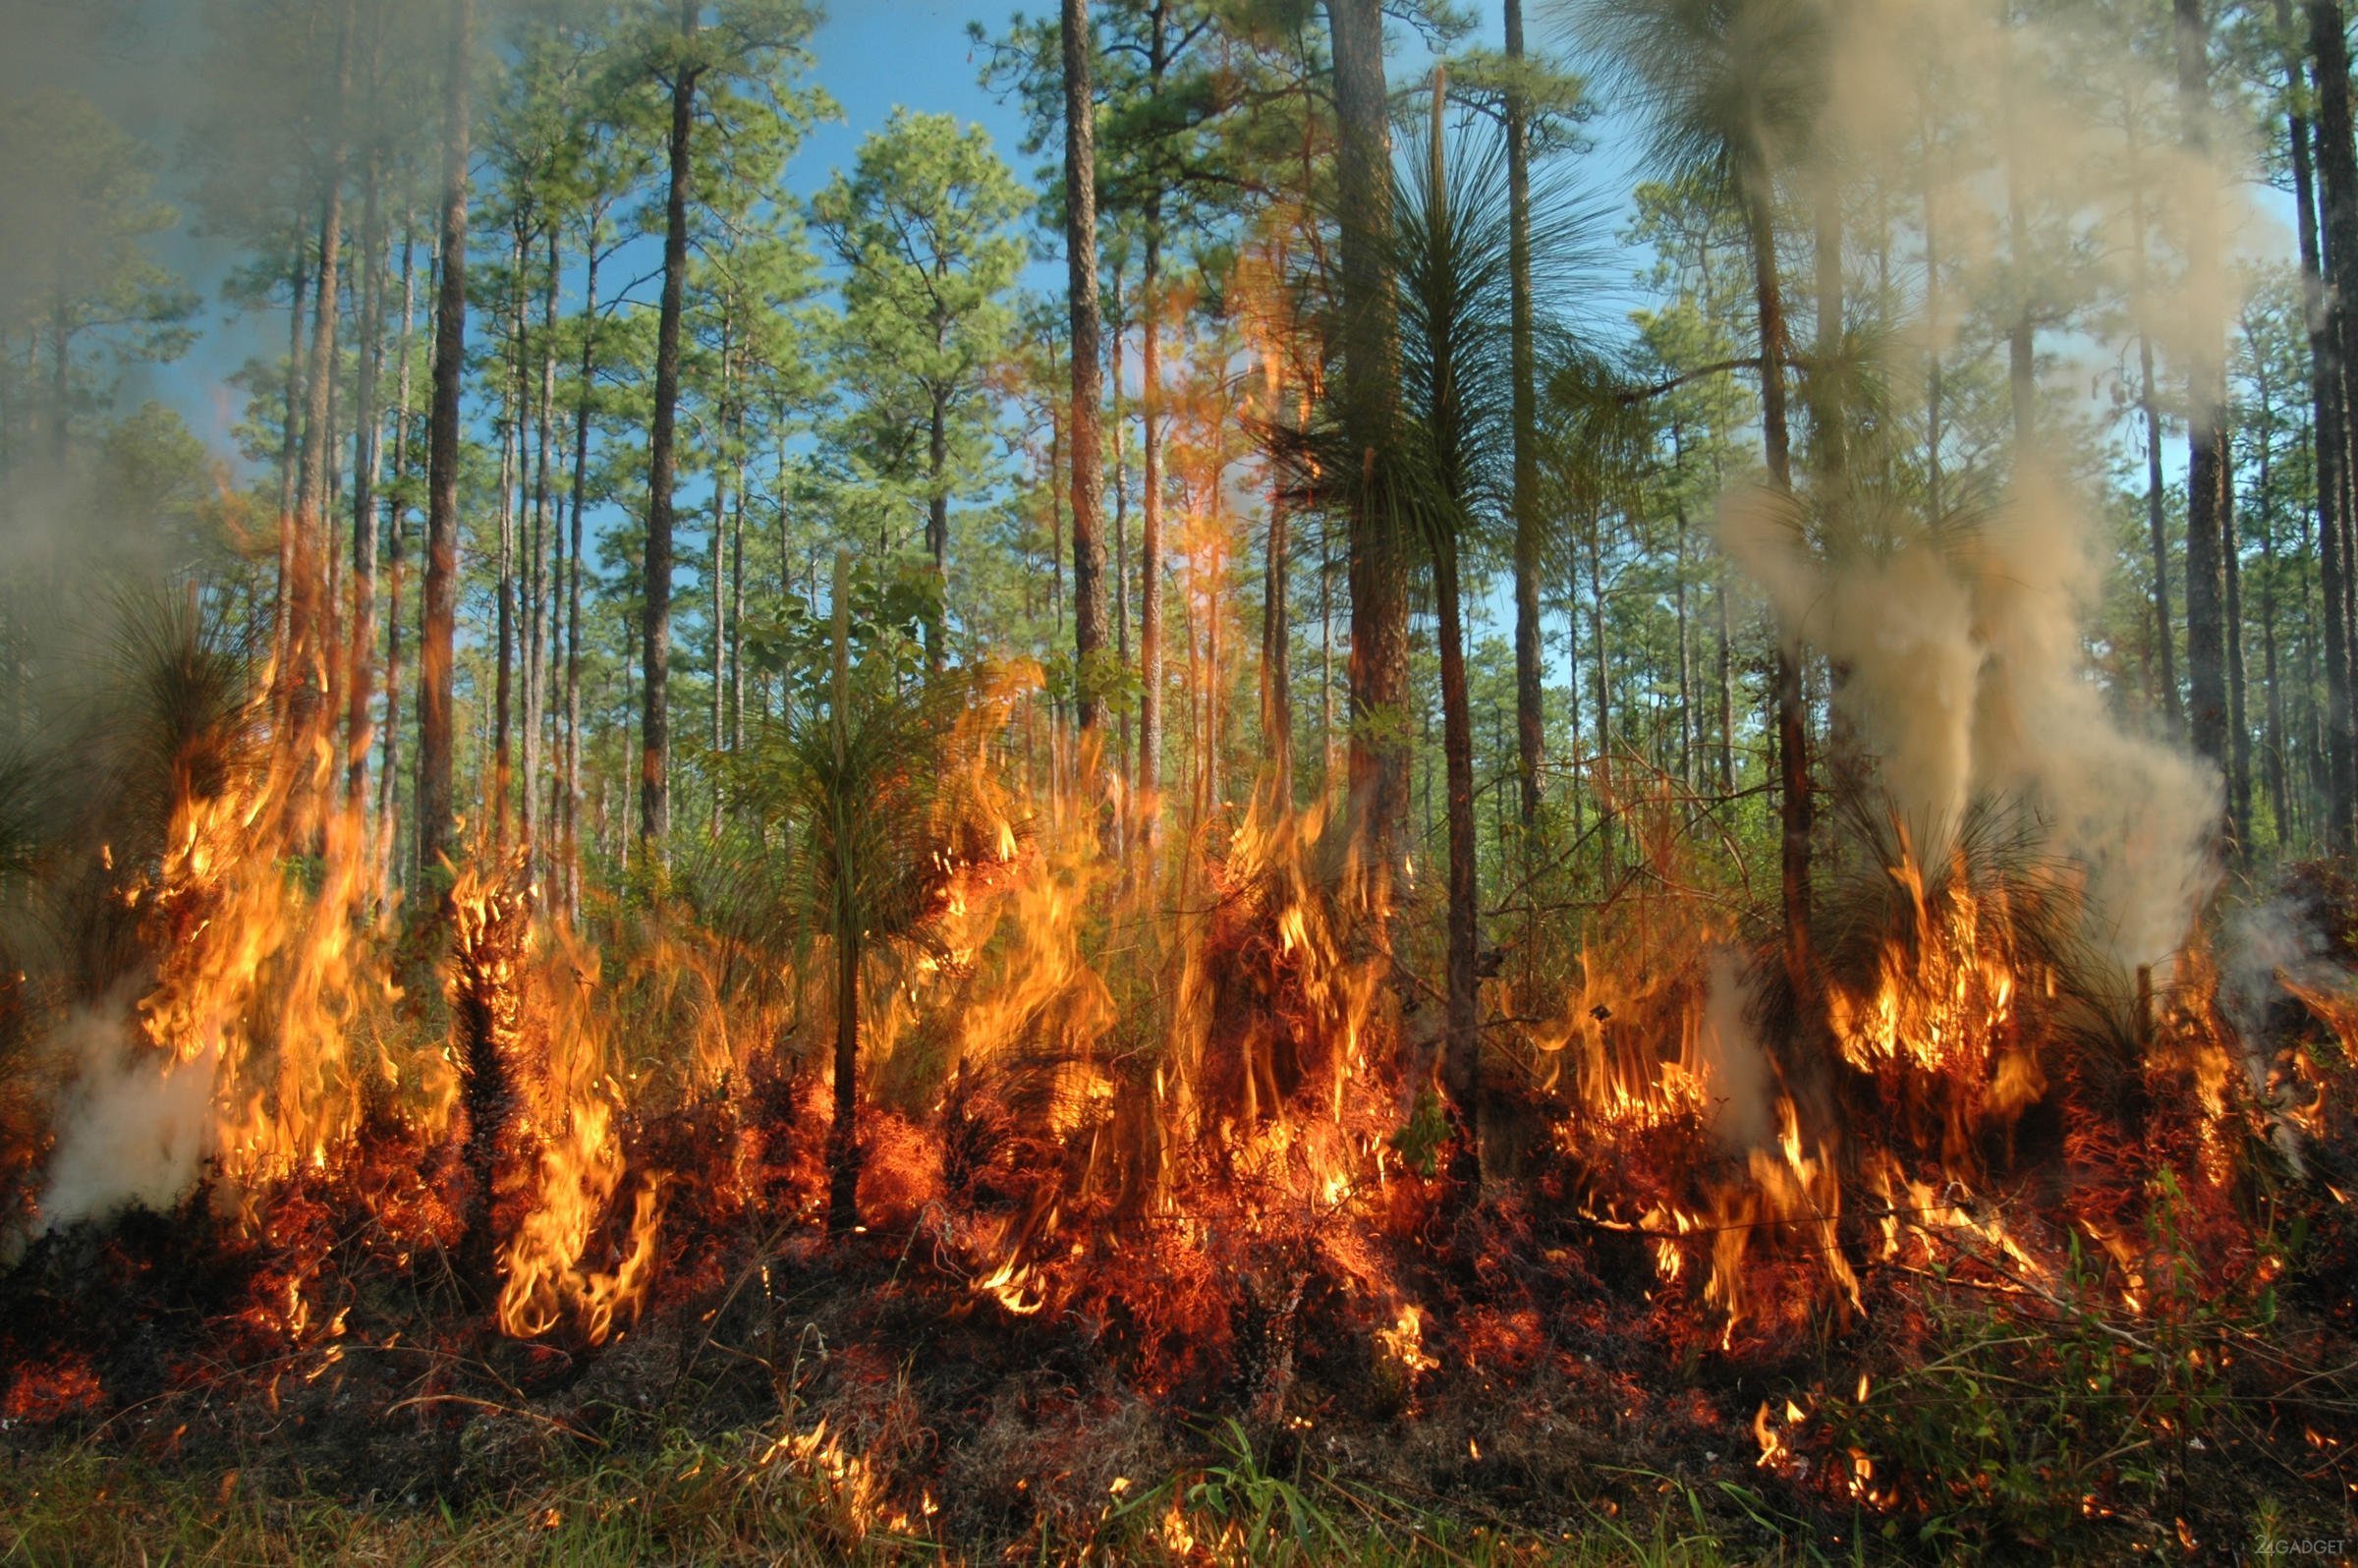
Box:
[564,218,601,918]
[825,548,861,1235]
[709,313,732,841]
[289,0,355,750]
[2177,0,2232,818]
[377,219,416,901]
[2255,345,2291,842]
[2226,463,2252,851]
[2305,0,2357,848]
[526,227,556,866]
[1262,357,1294,810]
[1743,186,1810,995]
[1064,0,1107,736]
[642,8,702,862]
[1327,0,1408,892]
[1506,0,1543,830]
[418,0,473,883]
[1110,262,1132,788]
[492,217,524,848]
[346,136,385,815]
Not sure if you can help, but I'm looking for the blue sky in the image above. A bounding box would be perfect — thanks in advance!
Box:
[139,1,1546,463]
[149,0,1052,456]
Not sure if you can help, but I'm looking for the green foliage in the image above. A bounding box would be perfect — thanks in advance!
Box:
[1828,1176,2269,1555]
[738,553,943,706]
[1566,0,1829,205]
[1387,1087,1452,1178]
[812,110,1029,567]
[0,89,196,432]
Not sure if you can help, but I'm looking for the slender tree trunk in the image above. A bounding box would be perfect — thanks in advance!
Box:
[1743,187,1810,992]
[642,10,702,863]
[279,229,309,532]
[826,547,861,1235]
[1585,507,1613,877]
[1715,575,1735,794]
[323,266,347,746]
[2284,0,2332,841]
[1064,0,1107,735]
[2140,355,2180,727]
[1138,237,1163,825]
[1811,159,1847,494]
[290,0,356,748]
[1673,495,1695,790]
[1326,0,1408,893]
[526,226,556,867]
[564,219,600,919]
[2126,119,2181,731]
[730,420,746,756]
[1434,522,1479,1176]
[2257,350,2291,842]
[2226,467,2253,851]
[1506,0,1543,829]
[1319,513,1335,787]
[926,387,949,667]
[2177,0,2231,817]
[709,313,732,841]
[418,0,473,883]
[2001,12,2036,450]
[1110,262,1132,789]
[347,138,385,815]
[1263,390,1294,808]
[492,217,524,848]
[2304,0,2357,847]
[378,219,416,901]
[1921,87,1944,520]
[2304,481,2330,829]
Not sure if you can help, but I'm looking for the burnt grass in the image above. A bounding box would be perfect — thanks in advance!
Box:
[5,863,2358,1561]
[2,1091,2355,1564]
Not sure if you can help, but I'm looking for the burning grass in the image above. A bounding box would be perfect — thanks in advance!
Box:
[1,640,2356,1562]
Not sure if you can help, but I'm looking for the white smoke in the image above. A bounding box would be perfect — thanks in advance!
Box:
[34,1004,214,1233]
[1722,477,2221,981]
[1695,948,1773,1149]
[1709,0,2249,983]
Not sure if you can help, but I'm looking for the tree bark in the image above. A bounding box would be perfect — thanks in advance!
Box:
[1326,0,1408,893]
[2255,342,2291,842]
[1138,239,1163,823]
[418,0,473,883]
[1064,0,1108,735]
[493,216,524,848]
[564,216,601,919]
[926,388,949,667]
[1110,261,1132,787]
[289,0,356,750]
[1263,395,1294,808]
[2305,0,2358,847]
[642,6,702,862]
[1743,186,1810,994]
[1434,520,1480,1179]
[278,228,308,532]
[826,547,861,1235]
[2177,0,2231,818]
[709,310,732,840]
[1506,0,1544,830]
[377,218,416,901]
[346,135,385,816]
[2226,466,2252,852]
[526,226,556,867]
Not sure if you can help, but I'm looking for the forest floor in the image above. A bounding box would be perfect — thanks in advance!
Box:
[2,1172,2353,1566]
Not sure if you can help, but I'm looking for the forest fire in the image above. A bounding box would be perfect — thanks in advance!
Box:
[5,662,2353,1555]
[8,0,2358,1558]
